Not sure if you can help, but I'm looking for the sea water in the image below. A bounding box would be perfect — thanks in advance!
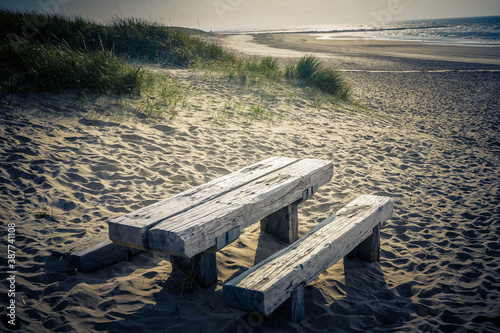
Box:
[229,16,500,46]
[372,16,500,44]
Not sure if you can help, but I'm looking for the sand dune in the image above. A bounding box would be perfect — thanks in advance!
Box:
[1,36,500,332]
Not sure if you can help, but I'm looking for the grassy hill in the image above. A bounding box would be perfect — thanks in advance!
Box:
[0,9,350,101]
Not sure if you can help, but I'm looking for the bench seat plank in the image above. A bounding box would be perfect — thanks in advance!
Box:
[223,195,393,315]
[109,156,299,250]
[51,232,142,273]
[148,158,333,257]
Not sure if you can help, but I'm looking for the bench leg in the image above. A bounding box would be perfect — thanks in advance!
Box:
[170,251,217,288]
[281,283,305,323]
[260,203,299,244]
[347,223,381,263]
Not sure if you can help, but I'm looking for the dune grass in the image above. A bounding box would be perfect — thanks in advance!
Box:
[135,73,188,119]
[0,41,143,95]
[1,8,351,112]
[208,56,282,82]
[203,55,351,100]
[287,55,351,99]
[294,55,321,80]
[0,9,225,66]
[0,9,228,95]
[0,9,229,66]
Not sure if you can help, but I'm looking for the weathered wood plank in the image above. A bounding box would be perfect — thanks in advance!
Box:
[261,203,299,244]
[148,159,333,257]
[52,232,142,273]
[222,213,337,313]
[109,157,299,250]
[223,195,393,315]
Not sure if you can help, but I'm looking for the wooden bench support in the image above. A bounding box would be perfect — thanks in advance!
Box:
[280,283,305,323]
[168,226,239,288]
[223,195,393,319]
[347,223,381,262]
[278,223,381,323]
[170,251,217,288]
[216,226,241,250]
[260,203,299,244]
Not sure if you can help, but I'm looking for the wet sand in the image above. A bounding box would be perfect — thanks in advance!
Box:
[227,33,500,68]
[1,34,500,332]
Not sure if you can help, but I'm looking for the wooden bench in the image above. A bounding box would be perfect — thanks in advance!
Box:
[108,156,333,287]
[223,195,393,322]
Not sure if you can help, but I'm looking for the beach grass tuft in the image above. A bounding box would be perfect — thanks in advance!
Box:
[138,73,188,119]
[289,55,351,99]
[204,54,351,100]
[259,56,280,75]
[208,55,282,83]
[295,55,322,80]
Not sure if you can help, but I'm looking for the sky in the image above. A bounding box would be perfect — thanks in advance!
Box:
[1,0,500,31]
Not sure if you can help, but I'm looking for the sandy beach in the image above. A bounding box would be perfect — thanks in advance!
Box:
[1,33,500,332]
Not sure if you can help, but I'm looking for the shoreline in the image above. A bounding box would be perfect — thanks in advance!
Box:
[219,33,500,68]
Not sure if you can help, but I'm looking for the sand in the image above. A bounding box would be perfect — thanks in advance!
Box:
[1,33,500,332]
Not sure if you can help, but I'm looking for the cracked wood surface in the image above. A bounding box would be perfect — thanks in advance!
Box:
[149,158,333,257]
[108,156,298,250]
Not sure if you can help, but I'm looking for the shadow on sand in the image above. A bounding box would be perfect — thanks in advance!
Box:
[239,231,415,332]
[301,258,414,332]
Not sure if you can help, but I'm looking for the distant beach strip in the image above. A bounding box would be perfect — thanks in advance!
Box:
[221,16,500,46]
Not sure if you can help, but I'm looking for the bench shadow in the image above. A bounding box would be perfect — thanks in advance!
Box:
[254,230,289,265]
[89,260,238,332]
[44,232,413,332]
[306,258,414,332]
[228,257,414,333]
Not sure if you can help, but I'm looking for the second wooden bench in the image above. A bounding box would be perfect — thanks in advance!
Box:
[223,195,393,322]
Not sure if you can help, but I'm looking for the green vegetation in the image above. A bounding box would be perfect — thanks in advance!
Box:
[207,96,276,124]
[0,41,143,94]
[133,73,188,119]
[295,55,321,80]
[0,10,228,65]
[1,9,351,115]
[288,55,351,99]
[0,9,228,95]
[248,104,273,120]
[206,54,350,100]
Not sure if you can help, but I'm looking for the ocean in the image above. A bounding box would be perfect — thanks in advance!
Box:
[227,16,500,46]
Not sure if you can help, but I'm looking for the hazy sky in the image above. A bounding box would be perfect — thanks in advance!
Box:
[2,0,499,31]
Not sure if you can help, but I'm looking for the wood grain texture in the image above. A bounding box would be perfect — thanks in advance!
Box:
[52,232,142,273]
[109,157,299,250]
[223,195,393,315]
[148,158,333,257]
